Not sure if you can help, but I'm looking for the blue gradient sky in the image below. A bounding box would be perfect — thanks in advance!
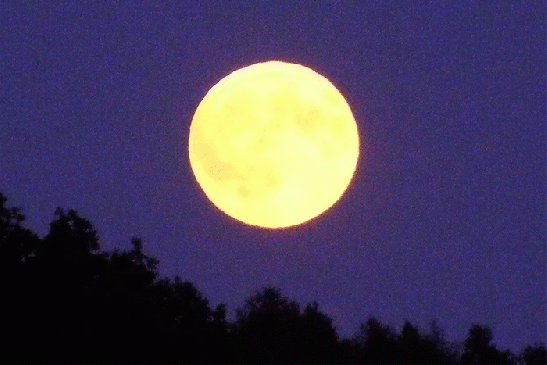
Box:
[1,1,545,352]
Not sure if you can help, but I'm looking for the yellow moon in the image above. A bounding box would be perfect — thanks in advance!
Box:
[188,61,359,228]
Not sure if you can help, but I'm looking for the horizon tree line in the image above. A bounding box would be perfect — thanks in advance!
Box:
[0,191,545,364]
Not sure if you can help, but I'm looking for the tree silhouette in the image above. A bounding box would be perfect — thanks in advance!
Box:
[399,321,428,363]
[233,287,303,363]
[0,193,41,362]
[0,195,227,363]
[163,278,215,362]
[423,320,459,364]
[299,301,339,362]
[0,191,543,363]
[519,344,547,365]
[395,320,457,364]
[0,192,40,269]
[233,287,339,363]
[353,317,399,364]
[340,318,458,364]
[461,324,514,364]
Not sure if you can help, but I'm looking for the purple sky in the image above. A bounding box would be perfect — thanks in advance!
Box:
[1,1,545,353]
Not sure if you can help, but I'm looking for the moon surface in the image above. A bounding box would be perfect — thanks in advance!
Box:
[188,61,359,228]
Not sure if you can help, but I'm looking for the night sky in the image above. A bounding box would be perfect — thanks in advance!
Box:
[1,1,545,353]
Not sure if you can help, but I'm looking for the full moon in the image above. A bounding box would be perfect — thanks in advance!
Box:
[188,61,359,228]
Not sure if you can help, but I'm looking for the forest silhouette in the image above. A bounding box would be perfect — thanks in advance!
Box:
[0,192,545,364]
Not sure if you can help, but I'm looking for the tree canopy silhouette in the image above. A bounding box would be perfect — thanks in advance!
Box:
[0,191,544,364]
[233,287,339,363]
[461,325,515,365]
[520,344,547,365]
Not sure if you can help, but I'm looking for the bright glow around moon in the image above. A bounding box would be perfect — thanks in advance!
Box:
[188,61,359,228]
